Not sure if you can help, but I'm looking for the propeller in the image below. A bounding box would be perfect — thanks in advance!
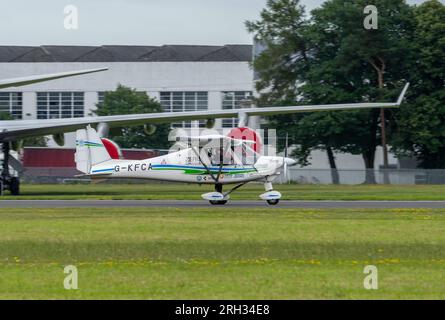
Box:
[281,133,297,183]
[284,133,289,183]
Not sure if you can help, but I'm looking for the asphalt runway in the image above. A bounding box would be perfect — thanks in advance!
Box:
[2,200,445,208]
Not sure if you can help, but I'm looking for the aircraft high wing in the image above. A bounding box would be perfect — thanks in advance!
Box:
[0,83,409,142]
[0,67,108,195]
[0,67,108,89]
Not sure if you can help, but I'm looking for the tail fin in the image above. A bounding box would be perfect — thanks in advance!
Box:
[75,125,112,174]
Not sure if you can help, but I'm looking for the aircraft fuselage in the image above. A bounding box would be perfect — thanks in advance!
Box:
[89,148,284,185]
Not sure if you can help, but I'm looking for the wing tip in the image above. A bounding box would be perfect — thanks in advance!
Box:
[397,83,410,106]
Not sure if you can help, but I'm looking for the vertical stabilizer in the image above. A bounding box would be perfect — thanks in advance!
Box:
[75,125,111,174]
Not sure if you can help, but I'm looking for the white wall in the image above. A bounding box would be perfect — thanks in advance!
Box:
[0,62,253,92]
[0,61,253,147]
[298,147,398,170]
[0,61,253,119]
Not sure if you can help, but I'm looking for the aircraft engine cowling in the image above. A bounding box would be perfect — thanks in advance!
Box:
[101,138,123,160]
[52,133,65,146]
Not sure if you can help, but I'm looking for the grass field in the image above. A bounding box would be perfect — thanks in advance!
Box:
[2,183,445,200]
[1,207,445,299]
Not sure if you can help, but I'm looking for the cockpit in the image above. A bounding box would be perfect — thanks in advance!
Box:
[206,142,258,166]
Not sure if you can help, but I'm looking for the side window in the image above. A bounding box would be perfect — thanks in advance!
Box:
[210,147,236,166]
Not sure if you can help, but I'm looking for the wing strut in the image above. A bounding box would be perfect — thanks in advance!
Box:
[189,143,219,183]
[215,138,225,183]
[189,138,227,184]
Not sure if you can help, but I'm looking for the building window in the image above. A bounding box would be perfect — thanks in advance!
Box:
[37,92,84,119]
[222,91,252,128]
[0,92,22,119]
[160,91,208,128]
[98,92,105,106]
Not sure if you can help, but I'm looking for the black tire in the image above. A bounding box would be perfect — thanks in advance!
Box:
[267,199,279,206]
[209,200,228,205]
[9,177,20,196]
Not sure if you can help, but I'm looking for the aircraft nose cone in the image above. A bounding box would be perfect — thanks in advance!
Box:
[284,157,297,167]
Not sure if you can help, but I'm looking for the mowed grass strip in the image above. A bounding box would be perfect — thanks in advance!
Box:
[1,207,445,299]
[2,183,445,200]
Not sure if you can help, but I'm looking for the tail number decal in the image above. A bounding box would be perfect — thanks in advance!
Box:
[114,163,153,173]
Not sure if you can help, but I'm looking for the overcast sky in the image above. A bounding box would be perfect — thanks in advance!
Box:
[0,0,435,46]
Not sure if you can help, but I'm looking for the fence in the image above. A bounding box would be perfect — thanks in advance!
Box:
[277,169,445,185]
[19,167,445,185]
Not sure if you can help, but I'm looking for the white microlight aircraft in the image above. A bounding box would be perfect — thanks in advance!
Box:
[74,83,409,205]
[0,65,408,197]
[75,126,298,205]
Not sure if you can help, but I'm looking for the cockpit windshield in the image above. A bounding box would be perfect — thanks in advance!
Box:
[206,142,259,166]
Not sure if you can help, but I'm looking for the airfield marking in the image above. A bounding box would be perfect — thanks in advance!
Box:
[2,200,445,208]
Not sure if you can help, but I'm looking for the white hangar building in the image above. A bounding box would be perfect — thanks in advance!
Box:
[0,44,254,131]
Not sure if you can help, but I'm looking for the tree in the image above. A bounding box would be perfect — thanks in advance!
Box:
[95,85,170,149]
[392,0,445,168]
[247,0,415,184]
[0,112,12,120]
[246,0,347,184]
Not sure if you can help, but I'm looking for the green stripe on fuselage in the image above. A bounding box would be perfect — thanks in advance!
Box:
[152,167,256,175]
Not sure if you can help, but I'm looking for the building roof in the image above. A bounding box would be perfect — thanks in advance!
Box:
[0,45,253,63]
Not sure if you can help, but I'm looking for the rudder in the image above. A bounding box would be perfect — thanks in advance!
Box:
[75,125,112,174]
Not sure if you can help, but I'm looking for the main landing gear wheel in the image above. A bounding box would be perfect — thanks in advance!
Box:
[267,199,280,206]
[1,142,20,196]
[209,200,228,205]
[9,177,20,196]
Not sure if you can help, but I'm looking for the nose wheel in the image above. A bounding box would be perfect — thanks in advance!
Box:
[203,183,229,205]
[260,181,281,205]
[209,200,228,205]
[267,199,279,206]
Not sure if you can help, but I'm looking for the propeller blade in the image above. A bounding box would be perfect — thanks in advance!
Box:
[284,133,289,183]
[284,162,288,182]
[285,133,289,158]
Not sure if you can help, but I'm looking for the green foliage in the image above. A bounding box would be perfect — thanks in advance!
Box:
[246,0,417,174]
[0,112,13,120]
[22,137,48,147]
[95,85,170,149]
[392,0,445,168]
[246,0,310,102]
[2,205,445,299]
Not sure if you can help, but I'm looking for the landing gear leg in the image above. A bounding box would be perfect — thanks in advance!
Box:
[209,183,227,205]
[261,181,281,206]
[1,142,20,196]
